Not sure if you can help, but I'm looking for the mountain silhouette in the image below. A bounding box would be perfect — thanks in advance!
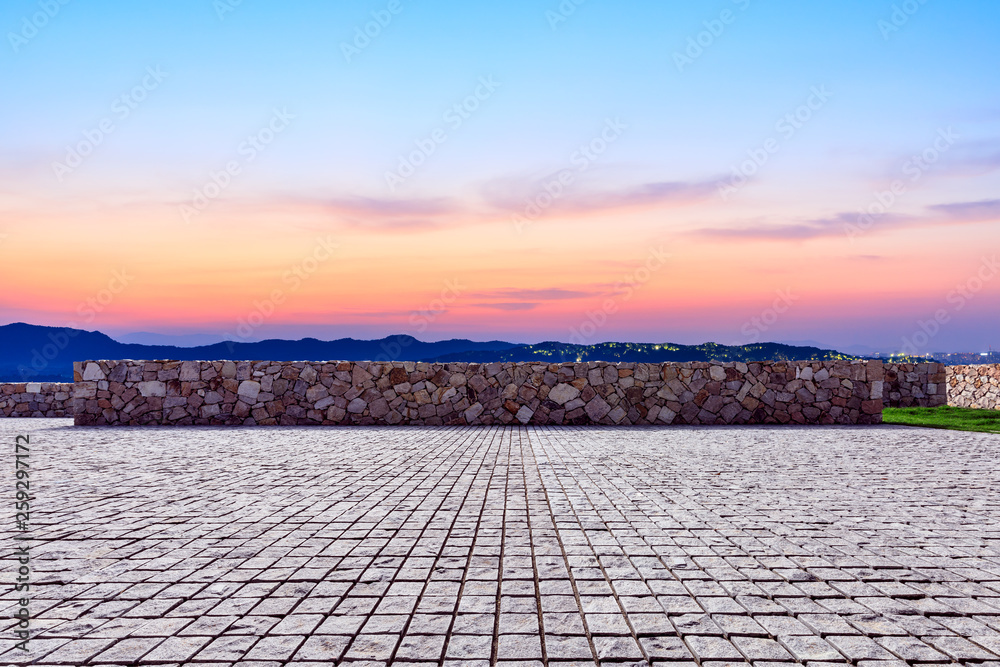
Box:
[0,323,517,382]
[0,322,864,382]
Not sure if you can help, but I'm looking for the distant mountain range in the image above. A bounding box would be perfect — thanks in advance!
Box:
[1,322,866,382]
[0,323,517,382]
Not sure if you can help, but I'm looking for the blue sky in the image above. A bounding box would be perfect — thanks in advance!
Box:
[2,0,999,352]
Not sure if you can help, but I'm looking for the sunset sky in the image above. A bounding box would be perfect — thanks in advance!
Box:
[2,0,999,352]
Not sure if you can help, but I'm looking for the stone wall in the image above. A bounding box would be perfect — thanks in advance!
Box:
[883,362,948,407]
[6,360,996,424]
[71,359,885,426]
[0,383,74,417]
[947,364,1000,410]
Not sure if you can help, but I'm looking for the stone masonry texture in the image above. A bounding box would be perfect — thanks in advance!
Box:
[0,383,73,418]
[948,364,1000,410]
[2,361,997,422]
[1,419,999,666]
[70,359,886,426]
[882,362,948,408]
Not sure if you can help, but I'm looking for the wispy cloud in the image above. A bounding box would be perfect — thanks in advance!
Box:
[276,194,466,233]
[250,175,718,233]
[469,287,594,312]
[320,195,461,217]
[473,288,594,300]
[693,198,1000,241]
[482,175,718,216]
[559,180,718,212]
[473,302,539,311]
[927,198,1000,220]
[938,139,1000,177]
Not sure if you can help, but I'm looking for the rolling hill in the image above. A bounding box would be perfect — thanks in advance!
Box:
[1,322,873,382]
[0,323,517,382]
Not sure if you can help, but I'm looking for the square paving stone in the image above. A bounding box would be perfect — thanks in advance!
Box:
[7,422,1000,667]
[497,634,543,660]
[293,634,351,661]
[445,634,493,660]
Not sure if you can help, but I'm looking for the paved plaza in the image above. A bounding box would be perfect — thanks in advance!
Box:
[2,420,1000,666]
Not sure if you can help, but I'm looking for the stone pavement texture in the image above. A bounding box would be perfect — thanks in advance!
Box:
[1,419,999,667]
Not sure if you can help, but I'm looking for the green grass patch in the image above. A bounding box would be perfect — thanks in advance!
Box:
[883,406,1000,434]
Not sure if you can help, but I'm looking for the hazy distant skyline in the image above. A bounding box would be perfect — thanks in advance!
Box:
[102,328,991,357]
[2,1,998,353]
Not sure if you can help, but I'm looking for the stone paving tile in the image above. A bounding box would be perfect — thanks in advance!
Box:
[1,419,999,666]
